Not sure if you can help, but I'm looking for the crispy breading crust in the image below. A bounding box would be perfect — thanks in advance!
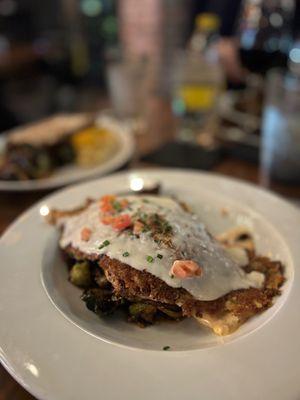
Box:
[62,245,284,325]
[46,199,94,225]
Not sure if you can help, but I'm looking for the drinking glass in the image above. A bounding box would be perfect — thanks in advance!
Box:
[261,69,300,189]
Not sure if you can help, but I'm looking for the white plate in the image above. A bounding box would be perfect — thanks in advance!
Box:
[0,116,135,191]
[0,169,299,400]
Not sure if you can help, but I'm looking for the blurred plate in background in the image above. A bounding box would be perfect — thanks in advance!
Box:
[0,115,135,192]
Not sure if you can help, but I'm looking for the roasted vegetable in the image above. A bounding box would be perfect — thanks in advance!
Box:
[81,288,122,316]
[69,261,91,287]
[68,259,184,327]
[128,303,157,324]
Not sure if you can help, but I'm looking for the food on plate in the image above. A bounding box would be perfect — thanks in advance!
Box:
[0,114,119,180]
[71,125,118,167]
[48,194,285,336]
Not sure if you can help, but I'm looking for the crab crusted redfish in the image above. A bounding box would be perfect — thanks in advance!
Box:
[48,194,285,335]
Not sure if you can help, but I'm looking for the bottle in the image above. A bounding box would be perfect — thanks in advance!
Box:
[172,13,225,143]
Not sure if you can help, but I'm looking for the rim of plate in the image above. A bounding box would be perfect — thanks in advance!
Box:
[0,121,135,192]
[1,169,300,400]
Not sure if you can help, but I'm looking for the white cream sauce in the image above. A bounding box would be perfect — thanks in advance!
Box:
[59,196,264,301]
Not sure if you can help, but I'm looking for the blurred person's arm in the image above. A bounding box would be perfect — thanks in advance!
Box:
[217,38,247,84]
[215,0,246,84]
[193,0,246,84]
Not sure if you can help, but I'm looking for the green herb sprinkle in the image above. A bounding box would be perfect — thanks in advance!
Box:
[99,240,110,249]
[113,201,122,212]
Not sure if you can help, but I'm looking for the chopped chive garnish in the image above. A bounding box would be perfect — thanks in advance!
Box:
[99,240,110,249]
[163,346,170,351]
[146,255,154,263]
[113,201,122,212]
[142,199,149,203]
[123,251,130,257]
[157,254,163,259]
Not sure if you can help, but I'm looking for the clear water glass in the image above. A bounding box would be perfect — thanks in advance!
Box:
[261,69,300,188]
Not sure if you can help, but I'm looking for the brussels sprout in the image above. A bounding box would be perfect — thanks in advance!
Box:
[57,143,75,164]
[81,288,122,316]
[128,303,157,323]
[69,261,91,287]
[35,152,52,175]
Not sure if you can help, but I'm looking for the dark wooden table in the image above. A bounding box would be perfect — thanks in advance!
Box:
[0,99,299,400]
